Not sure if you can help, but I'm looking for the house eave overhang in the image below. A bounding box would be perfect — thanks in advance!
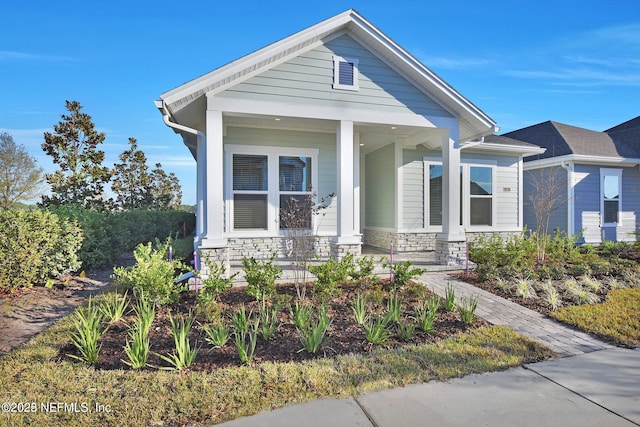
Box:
[465,142,546,156]
[523,154,640,170]
[158,9,495,142]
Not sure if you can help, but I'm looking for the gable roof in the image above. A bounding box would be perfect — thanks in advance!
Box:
[504,120,640,161]
[158,9,496,142]
[605,116,640,133]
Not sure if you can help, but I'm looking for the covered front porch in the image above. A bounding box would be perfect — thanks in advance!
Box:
[176,98,471,267]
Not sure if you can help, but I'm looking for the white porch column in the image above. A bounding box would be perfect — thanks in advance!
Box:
[201,109,227,248]
[195,137,205,244]
[353,132,361,235]
[438,128,465,241]
[336,120,359,244]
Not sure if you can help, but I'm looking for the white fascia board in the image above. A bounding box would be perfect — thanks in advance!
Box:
[468,142,546,156]
[524,154,640,170]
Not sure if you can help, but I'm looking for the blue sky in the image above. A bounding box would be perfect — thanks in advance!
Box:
[2,0,639,205]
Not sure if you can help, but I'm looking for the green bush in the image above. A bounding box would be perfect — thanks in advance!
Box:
[469,232,536,282]
[242,254,282,301]
[309,254,356,296]
[50,207,195,270]
[0,209,83,292]
[112,239,186,305]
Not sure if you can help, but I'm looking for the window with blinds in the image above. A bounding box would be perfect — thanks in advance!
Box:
[601,169,621,225]
[232,154,268,229]
[279,156,312,229]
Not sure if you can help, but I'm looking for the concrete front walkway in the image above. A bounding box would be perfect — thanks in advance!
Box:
[421,272,614,356]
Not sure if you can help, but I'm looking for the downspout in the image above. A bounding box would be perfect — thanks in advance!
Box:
[560,160,573,237]
[156,100,206,250]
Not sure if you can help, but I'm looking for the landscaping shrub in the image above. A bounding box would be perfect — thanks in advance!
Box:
[242,254,282,301]
[0,209,83,292]
[50,206,195,270]
[469,232,536,281]
[112,239,186,305]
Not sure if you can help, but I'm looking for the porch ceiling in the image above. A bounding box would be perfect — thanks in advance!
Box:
[223,113,445,154]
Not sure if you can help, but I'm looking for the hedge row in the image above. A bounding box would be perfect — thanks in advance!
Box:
[0,209,83,292]
[51,207,196,270]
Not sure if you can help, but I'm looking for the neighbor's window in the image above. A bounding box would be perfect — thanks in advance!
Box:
[232,154,268,229]
[601,169,622,225]
[333,56,359,91]
[279,156,313,229]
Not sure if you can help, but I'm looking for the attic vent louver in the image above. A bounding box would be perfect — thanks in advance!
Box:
[333,56,359,91]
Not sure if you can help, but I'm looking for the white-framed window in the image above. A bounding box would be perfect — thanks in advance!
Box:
[332,56,359,91]
[225,145,318,234]
[424,159,496,229]
[600,168,622,226]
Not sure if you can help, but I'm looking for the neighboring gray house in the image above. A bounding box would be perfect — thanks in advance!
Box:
[155,9,543,268]
[506,119,640,244]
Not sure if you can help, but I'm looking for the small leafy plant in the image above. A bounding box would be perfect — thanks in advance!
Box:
[364,315,391,345]
[68,297,105,365]
[231,304,252,334]
[515,279,537,300]
[258,302,280,342]
[157,313,199,371]
[100,291,129,324]
[444,283,456,312]
[385,291,402,323]
[112,239,185,305]
[309,254,355,297]
[197,257,238,302]
[415,301,437,333]
[297,305,330,354]
[291,301,313,329]
[385,260,426,288]
[242,254,282,301]
[122,316,151,369]
[351,293,368,325]
[202,322,230,349]
[457,296,478,326]
[395,317,416,341]
[234,318,259,365]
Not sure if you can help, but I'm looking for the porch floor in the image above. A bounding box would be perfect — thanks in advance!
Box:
[225,246,469,285]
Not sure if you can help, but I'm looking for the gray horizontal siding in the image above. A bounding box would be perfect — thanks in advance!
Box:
[573,164,600,243]
[222,34,452,118]
[403,147,428,228]
[523,166,568,234]
[365,143,395,228]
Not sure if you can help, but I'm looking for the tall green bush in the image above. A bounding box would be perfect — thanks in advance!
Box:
[50,207,195,270]
[0,209,83,292]
[469,232,537,281]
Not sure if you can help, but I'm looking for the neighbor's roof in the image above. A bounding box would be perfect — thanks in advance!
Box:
[605,116,640,133]
[159,9,496,142]
[504,120,640,161]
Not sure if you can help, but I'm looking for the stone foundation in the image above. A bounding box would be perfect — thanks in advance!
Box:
[329,242,362,259]
[363,229,436,252]
[435,239,467,266]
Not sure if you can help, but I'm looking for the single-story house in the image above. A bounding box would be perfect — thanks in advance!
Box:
[155,9,544,268]
[505,118,640,244]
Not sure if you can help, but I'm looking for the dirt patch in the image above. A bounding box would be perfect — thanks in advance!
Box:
[59,281,489,371]
[0,254,135,356]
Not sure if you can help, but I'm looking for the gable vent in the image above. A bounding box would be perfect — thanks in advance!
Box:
[333,56,359,91]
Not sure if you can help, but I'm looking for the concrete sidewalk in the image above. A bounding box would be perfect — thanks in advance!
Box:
[219,347,640,427]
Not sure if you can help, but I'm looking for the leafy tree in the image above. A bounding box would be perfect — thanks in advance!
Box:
[112,137,153,209]
[0,132,44,209]
[149,162,182,209]
[40,100,113,209]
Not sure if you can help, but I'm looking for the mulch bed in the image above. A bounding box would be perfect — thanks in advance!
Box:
[59,281,487,371]
[451,271,555,316]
